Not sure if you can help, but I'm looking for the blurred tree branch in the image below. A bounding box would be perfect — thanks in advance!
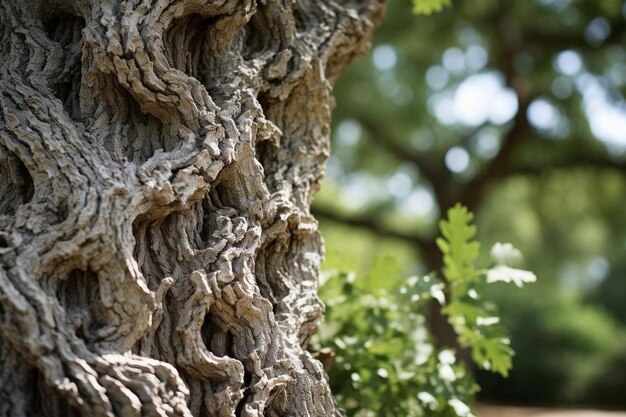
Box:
[458,96,533,210]
[509,155,626,177]
[357,117,448,189]
[523,20,626,52]
[311,204,432,249]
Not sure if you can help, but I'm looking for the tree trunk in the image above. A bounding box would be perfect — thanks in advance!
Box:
[0,1,383,416]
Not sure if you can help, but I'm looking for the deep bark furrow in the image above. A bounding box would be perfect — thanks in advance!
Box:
[0,1,383,416]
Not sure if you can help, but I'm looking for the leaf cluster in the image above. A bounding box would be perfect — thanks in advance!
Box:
[314,204,536,416]
[313,272,477,417]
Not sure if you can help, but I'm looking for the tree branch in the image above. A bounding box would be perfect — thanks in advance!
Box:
[311,204,432,249]
[508,155,626,177]
[357,117,447,189]
[523,19,626,53]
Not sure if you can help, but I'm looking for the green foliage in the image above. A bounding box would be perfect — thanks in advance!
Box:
[437,205,536,377]
[411,0,452,15]
[314,272,477,417]
[314,204,535,416]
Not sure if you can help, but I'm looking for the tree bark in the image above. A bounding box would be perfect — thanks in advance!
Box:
[0,1,383,416]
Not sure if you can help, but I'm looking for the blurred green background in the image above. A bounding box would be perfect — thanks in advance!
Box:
[315,0,626,409]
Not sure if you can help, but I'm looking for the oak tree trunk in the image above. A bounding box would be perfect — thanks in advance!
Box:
[0,1,383,415]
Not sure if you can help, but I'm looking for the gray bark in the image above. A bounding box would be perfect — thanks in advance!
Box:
[0,1,383,416]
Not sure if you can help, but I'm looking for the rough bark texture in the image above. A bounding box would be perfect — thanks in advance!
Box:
[0,1,383,416]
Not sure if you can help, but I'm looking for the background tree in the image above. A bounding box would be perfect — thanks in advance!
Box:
[315,0,626,408]
[0,1,383,416]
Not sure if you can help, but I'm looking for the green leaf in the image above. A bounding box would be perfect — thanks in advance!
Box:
[438,204,480,283]
[411,0,452,15]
